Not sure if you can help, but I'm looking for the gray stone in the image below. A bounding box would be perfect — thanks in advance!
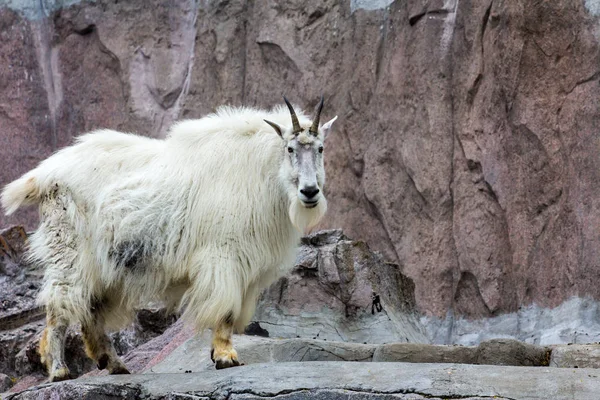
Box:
[424,297,600,345]
[0,372,14,392]
[476,339,551,367]
[0,321,43,378]
[372,339,550,367]
[373,343,476,364]
[8,381,141,399]
[243,321,269,337]
[300,229,348,247]
[151,335,551,373]
[550,344,600,369]
[7,362,600,400]
[119,319,192,375]
[0,228,41,332]
[254,231,427,344]
[150,335,377,374]
[0,0,86,20]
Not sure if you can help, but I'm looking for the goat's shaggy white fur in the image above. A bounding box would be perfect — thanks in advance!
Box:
[2,104,333,378]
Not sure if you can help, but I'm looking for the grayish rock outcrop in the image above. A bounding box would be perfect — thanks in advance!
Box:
[551,344,600,369]
[7,362,600,400]
[424,297,600,346]
[150,335,552,373]
[253,230,427,344]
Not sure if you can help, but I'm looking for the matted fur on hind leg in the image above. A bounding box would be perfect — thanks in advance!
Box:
[39,312,70,382]
[81,310,130,375]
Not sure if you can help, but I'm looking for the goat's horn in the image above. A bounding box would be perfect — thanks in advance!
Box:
[309,96,324,136]
[283,96,302,134]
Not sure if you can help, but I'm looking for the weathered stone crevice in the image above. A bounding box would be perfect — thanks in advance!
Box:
[480,1,493,52]
[31,17,60,151]
[565,69,600,94]
[373,8,389,84]
[362,190,401,263]
[408,8,451,27]
[158,0,199,135]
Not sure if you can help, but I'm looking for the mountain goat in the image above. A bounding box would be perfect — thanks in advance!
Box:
[1,98,337,381]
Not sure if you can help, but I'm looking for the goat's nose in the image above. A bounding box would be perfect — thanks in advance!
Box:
[300,186,320,199]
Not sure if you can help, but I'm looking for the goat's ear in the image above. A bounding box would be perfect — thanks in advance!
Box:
[321,116,337,140]
[264,119,284,138]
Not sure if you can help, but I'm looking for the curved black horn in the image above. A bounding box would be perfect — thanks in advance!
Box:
[283,96,302,134]
[309,96,324,136]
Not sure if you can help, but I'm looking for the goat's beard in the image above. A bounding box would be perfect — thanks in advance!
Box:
[288,195,327,233]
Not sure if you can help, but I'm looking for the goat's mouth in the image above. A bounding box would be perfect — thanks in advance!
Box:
[302,200,319,209]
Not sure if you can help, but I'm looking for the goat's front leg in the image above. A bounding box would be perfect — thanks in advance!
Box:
[211,315,240,369]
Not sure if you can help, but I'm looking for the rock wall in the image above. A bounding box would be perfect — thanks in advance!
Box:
[2,0,600,322]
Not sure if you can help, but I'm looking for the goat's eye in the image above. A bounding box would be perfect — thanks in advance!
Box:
[287,147,294,153]
[318,146,324,154]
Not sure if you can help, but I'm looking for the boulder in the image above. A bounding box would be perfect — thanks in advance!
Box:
[150,335,378,374]
[0,227,40,328]
[550,344,600,369]
[475,339,551,367]
[151,335,551,372]
[253,230,427,344]
[0,373,13,392]
[373,342,477,364]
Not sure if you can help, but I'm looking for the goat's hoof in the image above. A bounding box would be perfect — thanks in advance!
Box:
[215,357,240,370]
[97,354,109,370]
[212,348,240,370]
[49,367,71,382]
[110,365,131,375]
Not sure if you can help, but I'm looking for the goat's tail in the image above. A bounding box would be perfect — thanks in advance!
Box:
[1,173,42,215]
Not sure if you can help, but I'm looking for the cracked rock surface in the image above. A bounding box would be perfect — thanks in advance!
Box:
[148,335,553,373]
[7,362,600,400]
[253,230,427,344]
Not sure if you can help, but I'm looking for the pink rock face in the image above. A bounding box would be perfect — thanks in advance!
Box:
[1,0,600,319]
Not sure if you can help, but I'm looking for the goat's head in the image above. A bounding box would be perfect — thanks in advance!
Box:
[264,97,337,230]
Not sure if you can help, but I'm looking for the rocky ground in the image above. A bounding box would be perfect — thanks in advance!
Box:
[8,362,600,400]
[2,227,600,399]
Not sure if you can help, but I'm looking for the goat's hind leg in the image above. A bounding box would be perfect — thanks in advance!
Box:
[39,312,70,382]
[211,314,240,370]
[81,312,130,375]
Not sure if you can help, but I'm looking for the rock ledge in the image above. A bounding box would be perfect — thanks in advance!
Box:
[7,362,600,400]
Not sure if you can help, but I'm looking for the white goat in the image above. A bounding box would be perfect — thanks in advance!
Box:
[1,98,337,381]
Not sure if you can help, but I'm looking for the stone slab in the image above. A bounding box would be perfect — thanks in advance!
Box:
[7,362,600,400]
[550,344,600,369]
[151,336,552,373]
